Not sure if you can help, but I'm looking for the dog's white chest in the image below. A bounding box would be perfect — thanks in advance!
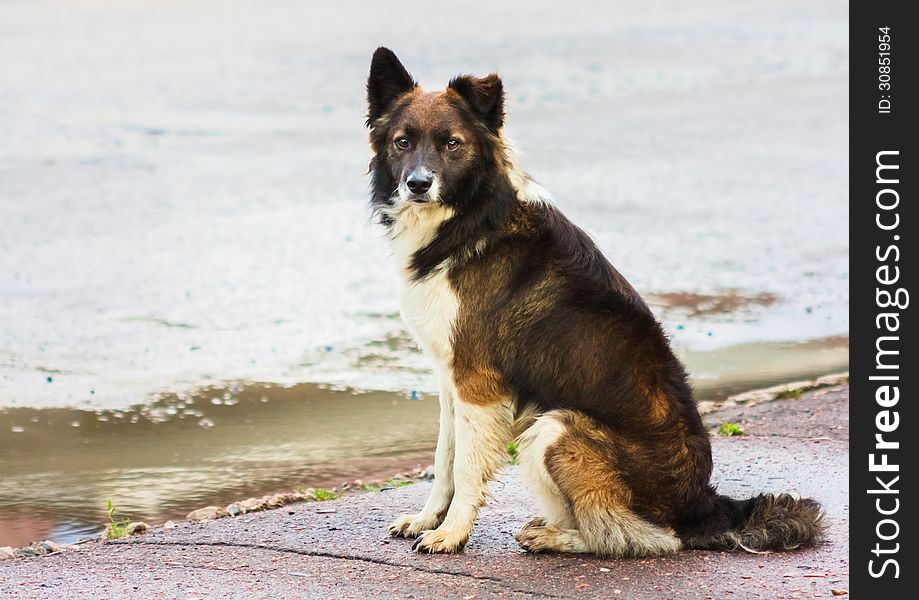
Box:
[386,201,459,365]
[400,270,458,363]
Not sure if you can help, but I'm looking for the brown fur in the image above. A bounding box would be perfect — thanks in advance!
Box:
[366,47,825,557]
[452,365,510,407]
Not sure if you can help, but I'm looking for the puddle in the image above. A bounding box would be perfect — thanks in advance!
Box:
[0,337,847,548]
[0,385,438,548]
[647,290,780,318]
[680,336,848,398]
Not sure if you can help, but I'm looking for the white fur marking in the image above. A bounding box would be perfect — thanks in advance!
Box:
[396,177,442,206]
[384,195,464,545]
[502,137,553,205]
[517,413,576,529]
[400,269,457,363]
[415,396,514,552]
[389,374,455,538]
[384,197,458,362]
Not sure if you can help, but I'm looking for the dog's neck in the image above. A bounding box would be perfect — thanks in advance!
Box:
[379,141,552,282]
[402,169,519,280]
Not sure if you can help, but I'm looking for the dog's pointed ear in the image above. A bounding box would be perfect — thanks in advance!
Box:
[448,73,504,132]
[366,47,417,127]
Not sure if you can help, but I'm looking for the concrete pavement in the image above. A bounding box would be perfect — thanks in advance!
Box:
[0,385,849,599]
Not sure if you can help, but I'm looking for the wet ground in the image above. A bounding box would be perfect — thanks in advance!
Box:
[0,386,850,598]
[0,337,846,548]
[0,385,439,547]
[1,0,847,410]
[0,0,847,549]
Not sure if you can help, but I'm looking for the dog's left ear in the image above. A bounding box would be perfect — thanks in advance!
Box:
[366,47,417,128]
[448,73,504,132]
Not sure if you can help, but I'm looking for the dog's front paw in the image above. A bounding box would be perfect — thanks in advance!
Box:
[388,513,441,538]
[411,525,469,553]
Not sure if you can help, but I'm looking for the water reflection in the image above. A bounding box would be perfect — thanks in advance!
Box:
[0,384,438,547]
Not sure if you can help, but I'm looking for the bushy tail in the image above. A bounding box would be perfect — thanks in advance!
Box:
[684,493,826,553]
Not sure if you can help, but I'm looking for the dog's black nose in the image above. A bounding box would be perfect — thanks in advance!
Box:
[406,173,433,194]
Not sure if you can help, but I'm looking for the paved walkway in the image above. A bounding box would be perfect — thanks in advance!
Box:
[0,386,849,599]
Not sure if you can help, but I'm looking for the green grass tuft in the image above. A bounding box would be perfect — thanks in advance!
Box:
[775,387,803,400]
[382,478,415,489]
[717,422,745,437]
[360,483,381,493]
[507,440,520,465]
[313,488,339,501]
[105,499,130,540]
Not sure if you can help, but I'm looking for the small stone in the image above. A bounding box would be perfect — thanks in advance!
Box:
[22,541,63,556]
[43,540,63,553]
[422,465,435,481]
[831,590,848,597]
[197,417,215,428]
[239,497,266,512]
[186,506,227,521]
[126,522,148,535]
[266,493,296,508]
[226,503,242,517]
[163,520,177,529]
[0,546,15,560]
[599,567,610,573]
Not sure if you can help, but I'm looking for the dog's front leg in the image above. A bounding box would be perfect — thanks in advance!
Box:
[389,379,455,537]
[412,380,513,554]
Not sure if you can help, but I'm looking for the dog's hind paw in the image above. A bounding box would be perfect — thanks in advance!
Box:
[517,517,546,532]
[514,518,590,554]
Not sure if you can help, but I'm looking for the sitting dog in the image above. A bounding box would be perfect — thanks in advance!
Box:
[365,47,824,556]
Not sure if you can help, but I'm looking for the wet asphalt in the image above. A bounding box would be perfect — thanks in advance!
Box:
[0,386,849,599]
[0,0,848,409]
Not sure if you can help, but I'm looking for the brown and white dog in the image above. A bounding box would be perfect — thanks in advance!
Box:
[365,47,824,556]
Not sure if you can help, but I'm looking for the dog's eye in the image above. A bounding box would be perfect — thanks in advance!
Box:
[394,137,410,150]
[445,139,461,151]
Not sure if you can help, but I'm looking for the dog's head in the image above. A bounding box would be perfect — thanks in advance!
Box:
[366,48,506,214]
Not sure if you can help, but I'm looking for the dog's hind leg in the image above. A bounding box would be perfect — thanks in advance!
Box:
[516,412,576,529]
[516,410,681,557]
[514,411,589,553]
